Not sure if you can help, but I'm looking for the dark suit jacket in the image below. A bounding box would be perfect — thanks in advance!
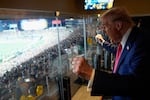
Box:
[91,27,150,100]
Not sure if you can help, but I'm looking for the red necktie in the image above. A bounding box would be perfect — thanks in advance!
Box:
[113,43,122,73]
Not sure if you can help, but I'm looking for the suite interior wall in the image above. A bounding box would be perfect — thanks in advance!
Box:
[0,0,150,16]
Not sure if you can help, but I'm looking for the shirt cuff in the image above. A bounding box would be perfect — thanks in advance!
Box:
[87,69,95,92]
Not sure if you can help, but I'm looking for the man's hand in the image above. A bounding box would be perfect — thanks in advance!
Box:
[95,34,105,44]
[71,56,93,80]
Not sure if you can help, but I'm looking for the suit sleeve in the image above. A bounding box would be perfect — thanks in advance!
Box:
[91,70,134,96]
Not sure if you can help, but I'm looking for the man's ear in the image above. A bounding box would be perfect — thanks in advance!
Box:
[115,21,122,31]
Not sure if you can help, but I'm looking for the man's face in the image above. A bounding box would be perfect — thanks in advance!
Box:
[99,18,122,43]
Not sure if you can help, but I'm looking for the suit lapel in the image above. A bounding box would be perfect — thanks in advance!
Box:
[117,43,131,69]
[116,27,137,72]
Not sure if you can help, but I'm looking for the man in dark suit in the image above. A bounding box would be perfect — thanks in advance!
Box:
[72,7,150,100]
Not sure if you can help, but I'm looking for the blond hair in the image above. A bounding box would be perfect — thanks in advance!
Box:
[101,7,134,26]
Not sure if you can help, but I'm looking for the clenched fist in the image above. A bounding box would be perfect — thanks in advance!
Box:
[95,34,105,44]
[71,56,93,80]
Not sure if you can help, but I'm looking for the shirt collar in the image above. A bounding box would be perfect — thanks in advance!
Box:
[120,27,132,49]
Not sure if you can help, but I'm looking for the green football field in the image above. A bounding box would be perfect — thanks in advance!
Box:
[0,27,70,65]
[0,39,44,63]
